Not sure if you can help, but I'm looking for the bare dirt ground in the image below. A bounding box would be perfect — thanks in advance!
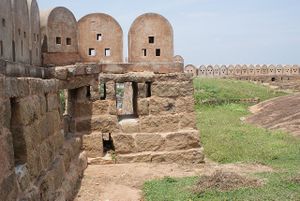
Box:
[247,93,300,138]
[74,161,272,201]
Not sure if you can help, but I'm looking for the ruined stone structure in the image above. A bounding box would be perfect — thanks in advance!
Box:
[0,1,203,201]
[185,64,300,82]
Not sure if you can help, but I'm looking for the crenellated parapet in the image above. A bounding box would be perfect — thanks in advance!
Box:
[185,64,300,80]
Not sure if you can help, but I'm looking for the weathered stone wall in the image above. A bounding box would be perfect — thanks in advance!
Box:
[0,0,13,62]
[0,76,87,201]
[78,13,123,63]
[128,13,174,63]
[41,7,80,66]
[27,0,41,66]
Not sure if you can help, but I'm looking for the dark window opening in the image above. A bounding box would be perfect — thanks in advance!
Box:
[88,48,96,56]
[99,83,106,100]
[97,34,102,41]
[86,86,91,99]
[21,40,23,56]
[11,98,28,166]
[146,82,152,97]
[36,47,38,56]
[18,29,21,36]
[2,18,5,27]
[0,41,3,57]
[56,37,61,45]
[37,34,39,41]
[24,32,26,38]
[156,49,161,56]
[271,77,276,82]
[66,38,72,45]
[142,49,147,56]
[34,33,36,42]
[105,48,111,57]
[116,82,139,120]
[103,133,115,154]
[12,40,15,62]
[149,36,155,44]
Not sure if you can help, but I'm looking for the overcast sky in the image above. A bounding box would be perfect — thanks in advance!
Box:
[37,0,300,66]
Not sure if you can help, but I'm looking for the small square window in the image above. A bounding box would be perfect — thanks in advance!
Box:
[66,38,72,45]
[142,49,147,56]
[156,49,161,56]
[105,48,111,57]
[88,48,96,56]
[2,18,5,27]
[97,34,102,41]
[149,36,155,44]
[56,37,61,45]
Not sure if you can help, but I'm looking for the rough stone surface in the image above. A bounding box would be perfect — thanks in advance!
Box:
[82,133,104,158]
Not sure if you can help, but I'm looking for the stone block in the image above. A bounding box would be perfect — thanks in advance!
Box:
[106,81,116,100]
[179,112,198,130]
[76,115,120,133]
[47,93,60,112]
[135,134,165,152]
[108,100,117,115]
[138,98,149,116]
[149,97,176,115]
[0,173,18,201]
[27,149,42,180]
[119,119,140,133]
[11,96,41,126]
[151,148,205,164]
[5,77,30,98]
[82,133,104,158]
[164,130,200,151]
[151,81,194,98]
[140,114,179,133]
[46,111,62,136]
[0,132,14,180]
[39,140,53,171]
[92,100,110,115]
[0,98,11,129]
[112,134,136,154]
[175,97,195,113]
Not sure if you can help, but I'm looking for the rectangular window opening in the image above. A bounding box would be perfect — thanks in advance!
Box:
[105,48,111,57]
[66,38,72,45]
[142,49,147,56]
[18,29,21,36]
[56,37,61,45]
[88,48,96,56]
[97,34,102,41]
[21,40,23,56]
[146,82,152,97]
[99,83,106,100]
[0,41,3,57]
[10,98,28,166]
[2,18,5,27]
[156,49,161,56]
[116,82,139,120]
[24,32,26,38]
[149,36,155,44]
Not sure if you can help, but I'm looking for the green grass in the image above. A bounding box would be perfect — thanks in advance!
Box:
[194,78,285,104]
[143,78,300,201]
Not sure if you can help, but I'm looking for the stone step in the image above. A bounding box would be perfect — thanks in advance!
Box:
[88,153,115,165]
[115,148,204,164]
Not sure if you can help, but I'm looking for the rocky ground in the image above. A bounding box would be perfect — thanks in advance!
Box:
[247,93,300,138]
[74,161,272,201]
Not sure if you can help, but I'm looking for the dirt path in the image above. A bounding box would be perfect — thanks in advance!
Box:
[247,93,300,138]
[74,162,272,201]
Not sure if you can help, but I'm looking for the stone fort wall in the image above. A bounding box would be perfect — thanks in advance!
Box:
[185,64,300,81]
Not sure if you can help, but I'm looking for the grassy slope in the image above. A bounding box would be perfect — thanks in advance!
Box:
[144,78,300,201]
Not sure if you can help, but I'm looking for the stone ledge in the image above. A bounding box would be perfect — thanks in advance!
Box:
[116,148,205,164]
